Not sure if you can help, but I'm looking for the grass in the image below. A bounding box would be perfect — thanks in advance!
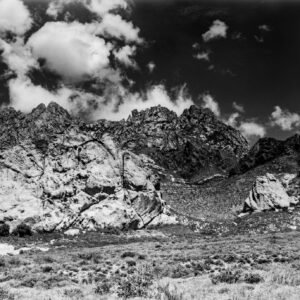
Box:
[0,227,298,299]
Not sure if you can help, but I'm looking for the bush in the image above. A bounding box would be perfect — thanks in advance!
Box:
[121,251,136,259]
[117,264,154,299]
[12,224,32,237]
[211,269,242,284]
[94,281,112,295]
[156,284,184,300]
[244,273,264,284]
[0,224,10,237]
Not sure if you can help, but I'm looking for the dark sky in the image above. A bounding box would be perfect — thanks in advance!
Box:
[129,0,300,140]
[0,0,300,142]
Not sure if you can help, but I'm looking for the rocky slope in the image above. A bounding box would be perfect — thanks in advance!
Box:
[231,135,300,176]
[83,105,249,180]
[0,103,166,233]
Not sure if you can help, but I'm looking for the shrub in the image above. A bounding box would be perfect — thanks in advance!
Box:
[156,284,184,300]
[42,265,53,273]
[121,251,136,259]
[243,273,264,284]
[63,288,83,298]
[94,281,112,295]
[117,264,154,299]
[211,269,242,284]
[0,224,10,237]
[0,287,14,300]
[12,224,32,237]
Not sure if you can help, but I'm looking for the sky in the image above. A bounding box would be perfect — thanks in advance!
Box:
[0,0,300,144]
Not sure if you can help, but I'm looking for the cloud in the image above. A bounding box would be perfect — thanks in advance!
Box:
[47,0,127,19]
[202,20,228,42]
[96,13,142,43]
[114,45,137,68]
[194,52,210,61]
[7,75,193,121]
[239,121,266,139]
[99,84,194,121]
[225,112,266,140]
[8,77,74,113]
[270,106,300,131]
[226,112,240,128]
[259,24,271,32]
[232,101,245,113]
[201,94,221,116]
[0,0,32,36]
[0,37,37,76]
[147,61,156,73]
[27,22,113,82]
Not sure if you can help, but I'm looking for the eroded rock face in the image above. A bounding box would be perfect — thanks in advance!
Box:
[243,173,297,212]
[0,104,165,232]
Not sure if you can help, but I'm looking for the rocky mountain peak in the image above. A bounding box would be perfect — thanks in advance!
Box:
[128,105,177,124]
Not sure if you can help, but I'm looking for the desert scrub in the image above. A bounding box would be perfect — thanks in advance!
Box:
[155,284,184,300]
[0,287,15,300]
[0,223,10,237]
[211,268,243,284]
[12,224,32,237]
[94,280,112,295]
[271,267,300,286]
[243,272,264,284]
[117,264,154,299]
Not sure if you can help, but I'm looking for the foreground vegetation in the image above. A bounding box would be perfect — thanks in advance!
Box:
[0,224,299,299]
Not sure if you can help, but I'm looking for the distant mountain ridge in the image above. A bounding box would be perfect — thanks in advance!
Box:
[231,134,300,176]
[0,103,249,180]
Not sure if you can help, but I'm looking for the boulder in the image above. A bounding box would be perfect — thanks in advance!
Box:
[243,173,296,212]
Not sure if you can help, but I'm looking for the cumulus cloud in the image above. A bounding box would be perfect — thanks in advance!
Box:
[225,112,266,140]
[7,75,193,121]
[270,106,300,131]
[232,101,245,113]
[201,94,221,117]
[0,0,32,36]
[27,22,113,82]
[99,84,194,121]
[96,13,142,43]
[239,121,266,139]
[1,0,192,122]
[202,20,228,42]
[114,45,137,68]
[0,38,37,76]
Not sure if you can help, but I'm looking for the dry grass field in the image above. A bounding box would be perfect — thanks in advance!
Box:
[0,224,299,300]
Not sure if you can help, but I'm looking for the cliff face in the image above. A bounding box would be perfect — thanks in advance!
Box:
[84,105,249,180]
[0,103,165,233]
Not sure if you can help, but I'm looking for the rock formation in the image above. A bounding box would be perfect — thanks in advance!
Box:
[231,135,300,176]
[83,105,249,180]
[243,173,298,212]
[0,103,165,233]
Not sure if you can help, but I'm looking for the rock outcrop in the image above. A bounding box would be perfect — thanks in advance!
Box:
[83,105,249,180]
[0,103,165,232]
[243,173,298,212]
[231,135,300,176]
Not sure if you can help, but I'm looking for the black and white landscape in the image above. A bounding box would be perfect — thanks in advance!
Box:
[0,0,300,299]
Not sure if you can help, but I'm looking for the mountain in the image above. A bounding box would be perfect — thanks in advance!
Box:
[83,105,249,180]
[231,135,300,176]
[0,103,249,181]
